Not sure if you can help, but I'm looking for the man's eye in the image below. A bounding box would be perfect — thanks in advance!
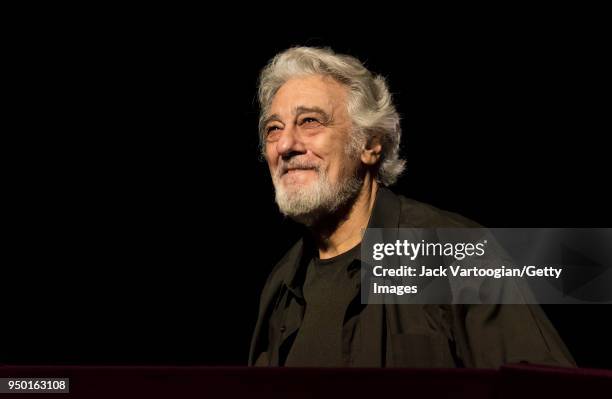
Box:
[301,117,320,125]
[266,126,281,134]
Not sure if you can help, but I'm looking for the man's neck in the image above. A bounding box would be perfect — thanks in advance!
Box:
[312,176,379,260]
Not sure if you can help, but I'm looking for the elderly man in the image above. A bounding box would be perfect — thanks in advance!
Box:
[249,47,575,368]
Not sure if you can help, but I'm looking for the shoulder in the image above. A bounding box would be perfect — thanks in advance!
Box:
[395,194,482,228]
[258,239,303,299]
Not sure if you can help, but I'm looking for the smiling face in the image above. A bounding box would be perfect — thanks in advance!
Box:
[263,74,364,224]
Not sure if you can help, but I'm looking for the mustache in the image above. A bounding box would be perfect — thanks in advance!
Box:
[276,159,321,177]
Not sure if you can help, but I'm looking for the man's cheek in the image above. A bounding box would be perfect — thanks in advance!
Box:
[266,160,278,176]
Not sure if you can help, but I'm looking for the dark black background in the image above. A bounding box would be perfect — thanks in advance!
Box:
[6,14,611,369]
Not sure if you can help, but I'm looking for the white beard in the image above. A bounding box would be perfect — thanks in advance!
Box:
[272,164,363,226]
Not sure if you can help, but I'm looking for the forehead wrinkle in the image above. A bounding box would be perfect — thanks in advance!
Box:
[267,77,349,126]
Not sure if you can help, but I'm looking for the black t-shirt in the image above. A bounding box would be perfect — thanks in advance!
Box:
[284,244,360,367]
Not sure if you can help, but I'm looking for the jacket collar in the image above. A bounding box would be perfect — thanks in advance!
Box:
[281,187,402,298]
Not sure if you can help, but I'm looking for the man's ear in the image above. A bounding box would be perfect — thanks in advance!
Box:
[361,134,383,166]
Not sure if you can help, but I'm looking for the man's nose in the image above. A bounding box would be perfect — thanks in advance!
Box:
[276,125,306,159]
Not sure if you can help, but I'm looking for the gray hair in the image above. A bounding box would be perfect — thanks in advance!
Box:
[257,46,406,186]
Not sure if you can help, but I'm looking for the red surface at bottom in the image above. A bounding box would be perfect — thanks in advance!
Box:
[1,363,611,398]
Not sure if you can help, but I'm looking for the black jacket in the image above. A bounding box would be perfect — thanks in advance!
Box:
[249,188,576,368]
